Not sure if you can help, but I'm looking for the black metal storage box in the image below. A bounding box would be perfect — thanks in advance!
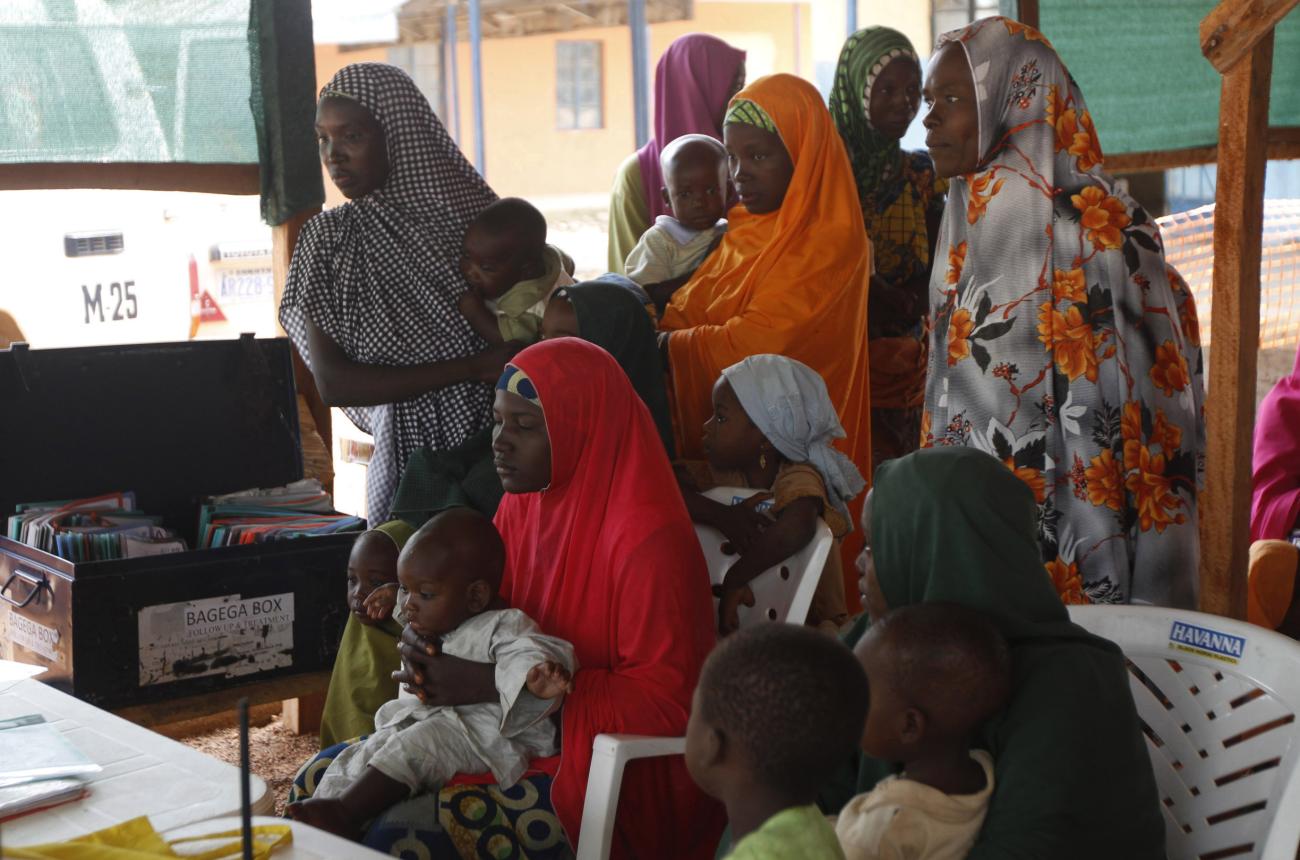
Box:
[0,336,354,709]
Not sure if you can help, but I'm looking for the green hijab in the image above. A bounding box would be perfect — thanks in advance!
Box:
[834,448,1166,859]
[319,521,412,748]
[828,27,918,213]
[562,279,677,458]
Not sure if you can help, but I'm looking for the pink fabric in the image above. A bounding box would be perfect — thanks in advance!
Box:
[637,34,746,222]
[1252,342,1300,540]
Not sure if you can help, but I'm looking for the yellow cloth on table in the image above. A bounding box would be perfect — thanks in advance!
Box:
[1248,540,1299,630]
[4,816,290,859]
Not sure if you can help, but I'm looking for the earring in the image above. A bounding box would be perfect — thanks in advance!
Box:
[759,452,768,470]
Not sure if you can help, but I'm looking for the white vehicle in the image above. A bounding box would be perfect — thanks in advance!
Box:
[0,189,276,349]
[0,0,274,349]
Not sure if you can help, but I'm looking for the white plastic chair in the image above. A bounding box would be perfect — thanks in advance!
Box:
[1068,605,1300,860]
[574,486,834,860]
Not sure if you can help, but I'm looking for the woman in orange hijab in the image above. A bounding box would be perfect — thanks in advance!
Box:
[660,73,873,592]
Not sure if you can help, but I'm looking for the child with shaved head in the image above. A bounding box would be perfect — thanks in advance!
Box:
[686,623,869,859]
[288,507,576,840]
[458,197,576,345]
[624,134,729,302]
[837,602,1011,860]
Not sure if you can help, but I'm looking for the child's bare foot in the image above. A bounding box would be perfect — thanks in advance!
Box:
[285,797,363,842]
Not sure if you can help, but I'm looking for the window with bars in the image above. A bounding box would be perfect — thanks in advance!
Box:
[556,41,603,130]
[932,0,1001,39]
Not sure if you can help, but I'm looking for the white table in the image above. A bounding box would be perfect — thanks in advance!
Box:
[162,816,391,859]
[0,677,271,846]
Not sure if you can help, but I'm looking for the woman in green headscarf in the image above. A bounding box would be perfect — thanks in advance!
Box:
[542,276,676,458]
[829,447,1166,858]
[319,520,415,748]
[830,28,946,474]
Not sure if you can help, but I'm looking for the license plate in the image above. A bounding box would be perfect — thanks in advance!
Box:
[218,269,273,303]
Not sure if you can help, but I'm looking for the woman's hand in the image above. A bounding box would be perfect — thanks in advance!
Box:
[473,340,526,383]
[709,493,773,555]
[712,583,755,636]
[393,625,498,706]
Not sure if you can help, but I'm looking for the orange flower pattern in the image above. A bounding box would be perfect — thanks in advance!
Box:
[1072,186,1131,251]
[1046,557,1090,605]
[1036,302,1101,382]
[947,241,968,285]
[1125,445,1187,533]
[1052,267,1086,303]
[1084,448,1123,511]
[1150,340,1190,396]
[925,17,1204,607]
[1002,17,1055,48]
[1054,104,1103,172]
[966,171,1005,225]
[1012,463,1047,504]
[947,307,974,366]
[1151,409,1182,452]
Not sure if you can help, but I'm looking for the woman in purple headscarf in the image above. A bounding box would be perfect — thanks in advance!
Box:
[606,33,746,273]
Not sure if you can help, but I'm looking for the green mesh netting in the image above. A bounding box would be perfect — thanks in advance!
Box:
[0,1,257,163]
[1040,0,1300,155]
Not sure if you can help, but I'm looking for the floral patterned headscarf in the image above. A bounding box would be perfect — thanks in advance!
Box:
[922,17,1205,608]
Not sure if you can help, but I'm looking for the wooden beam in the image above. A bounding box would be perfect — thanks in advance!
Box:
[1201,0,1299,74]
[1017,0,1040,31]
[1103,126,1300,174]
[0,163,259,194]
[1199,31,1274,619]
[113,671,331,728]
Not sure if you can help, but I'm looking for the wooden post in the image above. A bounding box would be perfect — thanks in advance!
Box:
[1199,32,1273,618]
[272,206,333,734]
[1017,0,1040,31]
[271,206,331,453]
[1200,0,1300,74]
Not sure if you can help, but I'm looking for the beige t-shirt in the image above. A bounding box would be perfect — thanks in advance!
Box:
[835,751,995,860]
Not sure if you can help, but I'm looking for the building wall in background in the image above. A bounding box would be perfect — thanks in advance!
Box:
[316,3,810,199]
[313,1,938,201]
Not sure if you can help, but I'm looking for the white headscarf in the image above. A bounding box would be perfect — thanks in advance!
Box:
[721,354,866,524]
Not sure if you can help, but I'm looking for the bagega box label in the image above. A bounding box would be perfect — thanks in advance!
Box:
[137,592,295,686]
[5,613,64,665]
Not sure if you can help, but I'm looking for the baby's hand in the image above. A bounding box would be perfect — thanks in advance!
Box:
[362,584,397,621]
[526,661,574,699]
[712,583,755,637]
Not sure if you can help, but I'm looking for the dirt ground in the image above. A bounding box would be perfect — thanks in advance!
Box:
[176,710,319,817]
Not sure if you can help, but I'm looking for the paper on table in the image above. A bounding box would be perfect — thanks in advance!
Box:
[0,659,47,683]
[0,722,102,784]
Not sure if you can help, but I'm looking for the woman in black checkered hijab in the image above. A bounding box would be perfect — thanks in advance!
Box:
[280,63,508,524]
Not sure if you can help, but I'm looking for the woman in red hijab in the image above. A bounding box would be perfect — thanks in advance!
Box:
[490,337,722,857]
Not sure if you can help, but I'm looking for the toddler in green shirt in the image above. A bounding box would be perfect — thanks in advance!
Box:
[686,623,869,859]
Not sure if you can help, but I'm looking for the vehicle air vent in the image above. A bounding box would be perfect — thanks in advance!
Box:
[64,232,125,257]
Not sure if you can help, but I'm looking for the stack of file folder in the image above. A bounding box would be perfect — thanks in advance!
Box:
[198,479,363,548]
[7,492,186,562]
